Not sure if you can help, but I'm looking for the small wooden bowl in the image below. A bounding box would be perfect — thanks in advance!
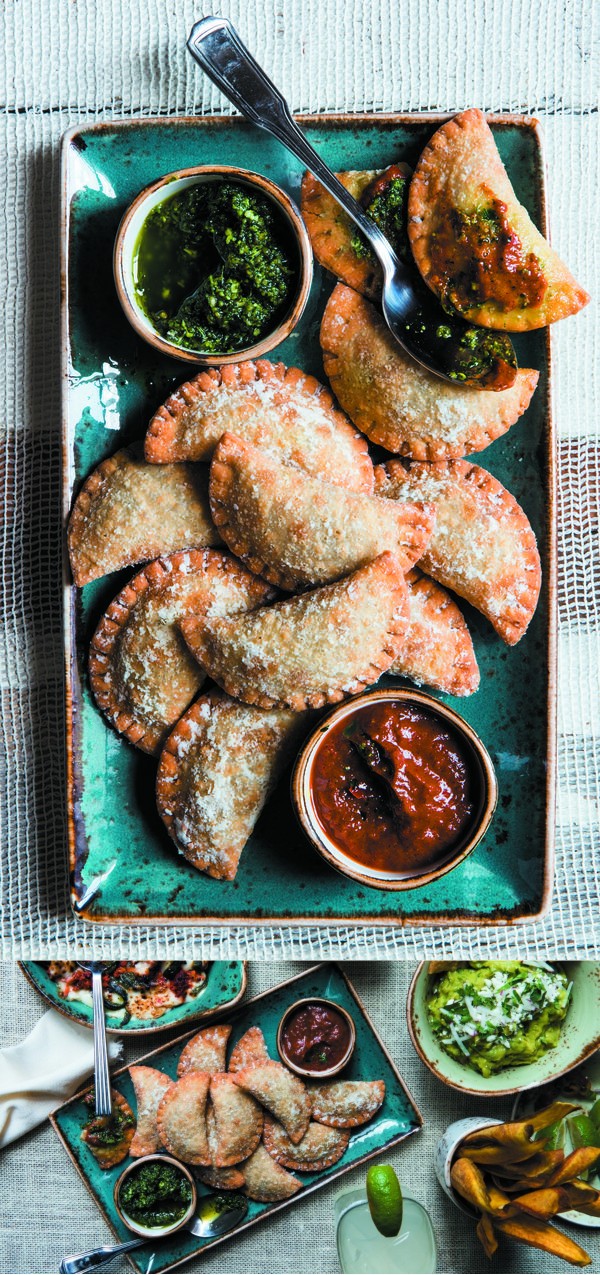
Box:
[113,164,313,364]
[291,687,498,892]
[277,997,356,1079]
[114,1154,197,1239]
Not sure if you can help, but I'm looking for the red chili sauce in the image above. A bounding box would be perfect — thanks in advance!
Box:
[281,1002,351,1071]
[429,192,548,314]
[311,701,477,874]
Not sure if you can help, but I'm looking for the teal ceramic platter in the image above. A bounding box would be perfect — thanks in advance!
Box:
[50,963,422,1272]
[19,960,246,1034]
[63,114,555,927]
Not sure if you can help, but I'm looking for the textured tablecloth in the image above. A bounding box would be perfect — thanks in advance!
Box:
[1,960,599,1275]
[1,0,599,958]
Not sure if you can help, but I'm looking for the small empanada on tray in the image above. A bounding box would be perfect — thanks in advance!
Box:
[242,1143,302,1203]
[320,284,539,460]
[391,567,480,696]
[228,1026,271,1074]
[263,1116,350,1171]
[128,1065,171,1157]
[408,108,589,331]
[80,1090,136,1169]
[177,1024,232,1078]
[197,1165,246,1191]
[156,1072,211,1166]
[376,459,541,645]
[307,1079,386,1128]
[67,444,219,586]
[300,168,384,298]
[208,1072,263,1167]
[144,359,374,494]
[89,549,273,756]
[156,690,305,880]
[209,432,435,590]
[232,1061,311,1146]
[180,552,409,712]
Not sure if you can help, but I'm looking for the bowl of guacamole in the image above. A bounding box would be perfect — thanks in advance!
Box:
[407,961,600,1096]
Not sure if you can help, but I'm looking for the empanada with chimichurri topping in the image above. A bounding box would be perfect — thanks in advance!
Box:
[301,169,384,298]
[128,1065,172,1157]
[307,1079,386,1128]
[180,552,409,712]
[67,444,219,586]
[89,549,273,756]
[408,109,589,331]
[144,359,374,493]
[375,459,541,645]
[177,1023,233,1078]
[232,1061,311,1145]
[209,432,435,590]
[242,1143,302,1202]
[156,1072,212,1166]
[262,1116,350,1171]
[321,284,539,460]
[156,690,306,880]
[390,568,480,696]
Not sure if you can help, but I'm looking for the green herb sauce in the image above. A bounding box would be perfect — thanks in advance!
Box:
[133,180,297,353]
[119,1162,193,1229]
[351,170,410,263]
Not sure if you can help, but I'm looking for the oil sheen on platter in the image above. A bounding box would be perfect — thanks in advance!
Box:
[63,114,554,927]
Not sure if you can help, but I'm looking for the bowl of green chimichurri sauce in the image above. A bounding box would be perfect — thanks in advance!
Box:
[114,1154,196,1236]
[114,166,313,364]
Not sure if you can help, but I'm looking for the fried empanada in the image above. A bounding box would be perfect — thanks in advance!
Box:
[263,1116,350,1171]
[208,1072,263,1167]
[242,1143,302,1203]
[180,553,409,712]
[408,108,589,331]
[307,1079,385,1128]
[228,1026,270,1073]
[376,459,541,645]
[390,567,479,695]
[320,284,538,460]
[89,549,273,755]
[68,445,219,586]
[210,432,434,590]
[156,1072,211,1166]
[156,690,306,880]
[232,1061,311,1145]
[301,169,384,299]
[145,359,374,493]
[128,1065,172,1157]
[197,1165,246,1191]
[80,1090,136,1169]
[177,1024,232,1078]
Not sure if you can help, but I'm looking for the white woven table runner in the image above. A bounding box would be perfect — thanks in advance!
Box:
[1,0,598,959]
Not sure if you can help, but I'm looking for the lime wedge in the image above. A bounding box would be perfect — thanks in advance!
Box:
[568,1113,600,1149]
[366,1164,403,1238]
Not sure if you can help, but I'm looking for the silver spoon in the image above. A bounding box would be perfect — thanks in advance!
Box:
[77,961,115,1117]
[187,15,517,391]
[59,1196,249,1273]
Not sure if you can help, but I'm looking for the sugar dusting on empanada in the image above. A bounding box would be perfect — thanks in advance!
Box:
[156,1072,211,1166]
[263,1115,350,1170]
[128,1065,172,1157]
[207,1072,263,1167]
[228,1026,270,1074]
[231,1061,311,1145]
[391,568,479,696]
[177,1024,232,1078]
[307,1079,386,1128]
[242,1143,303,1202]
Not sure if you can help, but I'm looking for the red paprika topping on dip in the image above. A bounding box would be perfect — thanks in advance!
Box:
[311,700,476,874]
[281,1002,352,1072]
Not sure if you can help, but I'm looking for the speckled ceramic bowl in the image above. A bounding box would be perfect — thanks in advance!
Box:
[435,1117,499,1216]
[408,961,600,1097]
[114,164,313,364]
[114,1154,197,1239]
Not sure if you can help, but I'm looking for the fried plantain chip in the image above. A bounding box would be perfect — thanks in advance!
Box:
[548,1148,600,1187]
[476,1213,498,1259]
[512,1187,571,1219]
[451,1158,496,1214]
[461,1144,543,1167]
[494,1214,592,1266]
[489,1150,565,1180]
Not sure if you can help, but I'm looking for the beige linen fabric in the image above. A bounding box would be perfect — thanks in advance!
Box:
[0,0,599,958]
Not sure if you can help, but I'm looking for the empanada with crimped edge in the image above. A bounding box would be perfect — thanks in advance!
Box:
[228,1026,270,1073]
[67,444,219,586]
[207,1072,263,1167]
[179,552,409,712]
[80,1089,136,1169]
[177,1024,232,1078]
[242,1143,302,1202]
[321,284,539,461]
[262,1115,350,1171]
[89,549,273,756]
[300,168,386,298]
[144,359,374,494]
[197,1165,246,1191]
[307,1079,386,1128]
[209,432,435,590]
[156,690,306,880]
[231,1060,311,1145]
[408,109,589,331]
[375,459,541,645]
[156,1072,211,1166]
[128,1065,172,1157]
[390,568,479,696]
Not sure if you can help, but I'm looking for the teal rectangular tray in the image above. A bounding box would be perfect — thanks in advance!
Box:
[49,963,422,1273]
[63,114,555,928]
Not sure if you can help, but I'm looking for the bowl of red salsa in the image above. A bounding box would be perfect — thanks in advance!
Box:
[292,689,497,892]
[277,998,356,1078]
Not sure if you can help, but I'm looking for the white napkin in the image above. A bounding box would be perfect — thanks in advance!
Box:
[0,1007,123,1148]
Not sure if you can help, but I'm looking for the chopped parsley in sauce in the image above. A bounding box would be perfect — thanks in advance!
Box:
[119,1161,193,1230]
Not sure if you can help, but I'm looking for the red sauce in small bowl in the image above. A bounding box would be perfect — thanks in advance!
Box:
[311,699,478,875]
[281,1001,352,1072]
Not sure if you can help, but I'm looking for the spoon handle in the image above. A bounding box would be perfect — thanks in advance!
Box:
[187,15,397,273]
[91,969,112,1117]
[59,1237,144,1273]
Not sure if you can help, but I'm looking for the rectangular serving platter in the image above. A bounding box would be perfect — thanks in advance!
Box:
[49,963,422,1273]
[63,113,555,927]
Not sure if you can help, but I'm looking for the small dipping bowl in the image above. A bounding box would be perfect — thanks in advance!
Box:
[291,688,498,892]
[114,1154,197,1239]
[114,164,313,364]
[277,997,356,1079]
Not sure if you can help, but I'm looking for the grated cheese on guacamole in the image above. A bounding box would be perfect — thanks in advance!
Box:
[426,961,571,1078]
